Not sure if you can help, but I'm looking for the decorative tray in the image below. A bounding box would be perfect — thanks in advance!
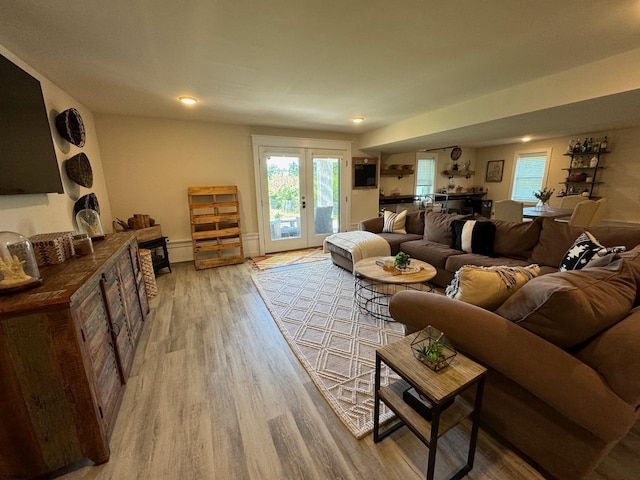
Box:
[396,265,421,274]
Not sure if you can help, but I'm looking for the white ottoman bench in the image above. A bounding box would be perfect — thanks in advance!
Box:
[323,231,391,274]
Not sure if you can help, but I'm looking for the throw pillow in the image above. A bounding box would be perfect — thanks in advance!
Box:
[451,220,496,256]
[496,259,637,349]
[423,211,470,244]
[446,264,540,311]
[492,217,542,259]
[382,209,407,234]
[559,232,626,272]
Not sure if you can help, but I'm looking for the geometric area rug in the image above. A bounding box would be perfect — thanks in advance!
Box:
[251,260,405,438]
[249,247,330,270]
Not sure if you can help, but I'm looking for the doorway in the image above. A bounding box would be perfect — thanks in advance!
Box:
[253,136,351,254]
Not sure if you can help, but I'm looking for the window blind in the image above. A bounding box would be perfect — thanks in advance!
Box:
[512,153,547,202]
[415,158,435,196]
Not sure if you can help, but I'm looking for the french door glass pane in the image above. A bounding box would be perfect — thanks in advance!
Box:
[267,155,301,240]
[313,157,339,235]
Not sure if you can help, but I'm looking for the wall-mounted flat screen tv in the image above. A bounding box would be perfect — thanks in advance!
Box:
[0,53,63,195]
[354,163,377,188]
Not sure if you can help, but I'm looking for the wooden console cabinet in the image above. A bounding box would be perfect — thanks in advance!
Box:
[0,233,149,479]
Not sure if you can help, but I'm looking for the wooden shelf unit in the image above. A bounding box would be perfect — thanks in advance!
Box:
[188,185,244,269]
[561,148,607,198]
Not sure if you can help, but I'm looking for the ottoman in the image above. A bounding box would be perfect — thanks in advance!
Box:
[323,231,391,273]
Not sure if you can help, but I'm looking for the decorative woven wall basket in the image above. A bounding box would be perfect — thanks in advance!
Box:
[55,108,86,147]
[73,193,100,216]
[65,153,93,188]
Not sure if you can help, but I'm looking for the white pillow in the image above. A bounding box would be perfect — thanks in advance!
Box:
[382,210,407,234]
[446,264,541,311]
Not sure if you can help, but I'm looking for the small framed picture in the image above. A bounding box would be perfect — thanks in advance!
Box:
[486,160,504,182]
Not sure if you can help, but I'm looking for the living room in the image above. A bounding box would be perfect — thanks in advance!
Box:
[1,2,640,479]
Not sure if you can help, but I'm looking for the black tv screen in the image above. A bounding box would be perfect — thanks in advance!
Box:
[354,163,377,188]
[0,53,64,195]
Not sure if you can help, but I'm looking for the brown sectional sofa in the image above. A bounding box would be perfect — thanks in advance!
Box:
[358,210,640,287]
[358,210,640,479]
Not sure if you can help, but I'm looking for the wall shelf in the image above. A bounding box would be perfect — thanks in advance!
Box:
[443,169,474,179]
[562,148,607,198]
[381,168,414,178]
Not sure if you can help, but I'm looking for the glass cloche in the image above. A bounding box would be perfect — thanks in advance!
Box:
[0,231,42,294]
[76,208,105,241]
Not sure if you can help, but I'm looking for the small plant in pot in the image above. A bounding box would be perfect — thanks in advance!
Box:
[394,252,411,270]
[416,341,443,365]
[411,326,457,372]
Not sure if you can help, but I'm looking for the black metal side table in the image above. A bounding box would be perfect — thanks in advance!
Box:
[138,236,171,274]
[374,335,487,480]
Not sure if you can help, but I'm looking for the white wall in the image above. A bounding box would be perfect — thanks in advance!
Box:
[475,127,640,224]
[94,114,360,260]
[0,44,111,237]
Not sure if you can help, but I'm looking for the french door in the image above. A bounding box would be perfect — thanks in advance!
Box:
[258,146,344,253]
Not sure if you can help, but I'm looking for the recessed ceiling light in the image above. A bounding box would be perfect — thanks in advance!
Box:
[521,136,532,142]
[178,96,198,105]
[352,117,364,124]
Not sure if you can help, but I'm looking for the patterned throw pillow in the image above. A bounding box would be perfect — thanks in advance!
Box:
[382,210,407,234]
[446,264,541,311]
[559,232,626,272]
[451,219,496,256]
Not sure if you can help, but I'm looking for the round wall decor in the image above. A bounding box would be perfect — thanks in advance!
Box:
[64,153,93,188]
[73,193,99,216]
[55,108,86,147]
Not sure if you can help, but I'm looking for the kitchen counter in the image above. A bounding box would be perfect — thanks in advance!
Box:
[379,195,417,205]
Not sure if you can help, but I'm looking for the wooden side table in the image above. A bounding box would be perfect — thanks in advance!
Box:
[138,236,171,274]
[374,334,487,480]
[354,257,436,321]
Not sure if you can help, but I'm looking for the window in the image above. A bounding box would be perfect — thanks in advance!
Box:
[415,154,436,196]
[511,149,551,202]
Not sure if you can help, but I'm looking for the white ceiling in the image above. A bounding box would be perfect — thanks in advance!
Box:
[1,0,640,153]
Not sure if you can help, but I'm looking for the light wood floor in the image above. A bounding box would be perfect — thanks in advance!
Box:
[55,261,639,480]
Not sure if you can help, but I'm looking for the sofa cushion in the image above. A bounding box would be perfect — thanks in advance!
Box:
[423,211,470,245]
[559,232,626,272]
[451,220,496,256]
[588,223,640,251]
[382,209,407,234]
[404,209,425,235]
[619,245,640,307]
[496,259,637,349]
[445,254,532,273]
[575,307,640,407]
[492,218,542,260]
[399,240,463,269]
[530,218,640,268]
[529,218,587,268]
[446,264,540,311]
[379,233,423,255]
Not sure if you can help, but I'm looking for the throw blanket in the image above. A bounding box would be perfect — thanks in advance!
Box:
[323,231,391,273]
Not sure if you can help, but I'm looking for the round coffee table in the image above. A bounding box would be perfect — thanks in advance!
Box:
[354,257,437,321]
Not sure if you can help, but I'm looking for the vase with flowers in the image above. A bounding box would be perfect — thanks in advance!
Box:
[534,188,554,210]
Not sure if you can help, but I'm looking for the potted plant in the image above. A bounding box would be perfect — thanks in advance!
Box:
[411,326,457,372]
[394,251,411,270]
[533,188,554,210]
